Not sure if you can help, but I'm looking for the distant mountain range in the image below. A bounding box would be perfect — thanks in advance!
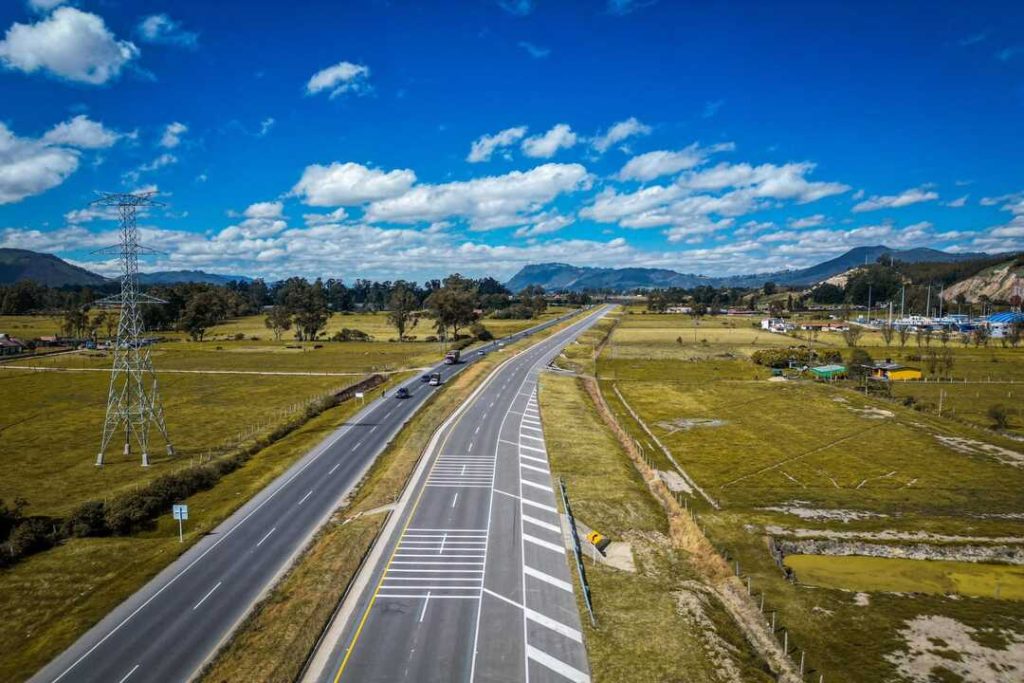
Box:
[0,249,250,287]
[506,245,991,292]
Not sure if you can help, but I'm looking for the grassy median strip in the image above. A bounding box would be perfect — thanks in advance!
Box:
[0,373,408,683]
[197,311,592,683]
[540,373,772,683]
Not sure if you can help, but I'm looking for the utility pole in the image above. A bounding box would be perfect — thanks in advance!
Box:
[900,285,905,320]
[92,191,174,467]
[926,283,932,319]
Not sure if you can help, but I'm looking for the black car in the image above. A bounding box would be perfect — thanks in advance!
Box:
[420,373,432,382]
[395,387,410,399]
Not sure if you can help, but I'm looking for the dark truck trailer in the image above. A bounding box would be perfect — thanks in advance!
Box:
[444,349,460,364]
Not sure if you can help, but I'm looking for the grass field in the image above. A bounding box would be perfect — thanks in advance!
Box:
[540,373,771,682]
[784,555,1024,601]
[592,310,1024,682]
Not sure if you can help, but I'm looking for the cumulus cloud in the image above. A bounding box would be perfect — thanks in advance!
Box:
[41,115,120,149]
[0,7,139,85]
[137,14,198,48]
[789,214,825,229]
[467,126,528,163]
[303,208,348,226]
[306,61,371,98]
[617,142,734,181]
[513,212,574,238]
[160,121,187,149]
[677,161,850,202]
[243,201,284,220]
[365,163,590,230]
[521,124,577,158]
[592,117,651,154]
[27,0,68,11]
[607,0,657,15]
[0,122,79,204]
[852,187,939,212]
[291,162,416,206]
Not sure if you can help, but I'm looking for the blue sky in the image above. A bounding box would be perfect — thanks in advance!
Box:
[0,0,1022,283]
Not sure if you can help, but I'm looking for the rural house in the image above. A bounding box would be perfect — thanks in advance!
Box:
[864,360,923,382]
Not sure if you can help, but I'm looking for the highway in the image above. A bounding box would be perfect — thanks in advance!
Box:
[306,306,610,683]
[30,309,588,683]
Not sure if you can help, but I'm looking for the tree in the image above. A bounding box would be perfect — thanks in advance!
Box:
[1009,322,1023,349]
[387,282,420,340]
[972,326,990,348]
[61,305,89,339]
[812,283,845,305]
[898,326,911,348]
[880,324,894,347]
[763,281,777,296]
[426,278,478,340]
[278,278,331,341]
[180,291,225,341]
[842,326,864,347]
[264,305,292,341]
[847,348,873,380]
[940,347,955,378]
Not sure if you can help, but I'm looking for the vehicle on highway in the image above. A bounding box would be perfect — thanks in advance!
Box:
[420,373,431,382]
[444,349,460,364]
[428,372,442,386]
[395,387,410,399]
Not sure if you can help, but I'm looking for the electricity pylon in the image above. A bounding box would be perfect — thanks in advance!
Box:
[93,191,174,467]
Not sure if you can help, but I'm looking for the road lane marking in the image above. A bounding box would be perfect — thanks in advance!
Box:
[493,488,519,500]
[526,608,583,643]
[521,498,558,514]
[520,462,550,475]
[523,514,561,533]
[192,581,222,610]
[520,444,546,453]
[524,533,565,554]
[451,492,459,507]
[328,463,340,475]
[520,454,547,464]
[298,490,313,506]
[527,645,591,683]
[521,479,552,493]
[117,664,140,683]
[524,565,573,591]
[256,527,276,547]
[419,592,431,622]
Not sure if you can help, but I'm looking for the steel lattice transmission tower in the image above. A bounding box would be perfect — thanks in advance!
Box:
[93,191,174,467]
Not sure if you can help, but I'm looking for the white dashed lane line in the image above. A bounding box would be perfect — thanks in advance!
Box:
[192,581,222,611]
[256,527,276,547]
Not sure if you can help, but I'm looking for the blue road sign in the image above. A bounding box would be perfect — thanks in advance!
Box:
[172,504,189,521]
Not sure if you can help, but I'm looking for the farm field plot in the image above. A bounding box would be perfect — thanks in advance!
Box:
[595,313,1024,682]
[0,362,351,517]
[0,314,64,339]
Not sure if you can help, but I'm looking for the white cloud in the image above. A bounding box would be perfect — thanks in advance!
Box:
[243,201,283,220]
[467,126,528,163]
[122,153,177,184]
[592,117,651,154]
[137,14,198,48]
[607,0,656,16]
[513,212,574,238]
[0,121,80,204]
[303,208,348,226]
[521,124,577,158]
[617,142,734,181]
[852,186,939,212]
[27,0,68,11]
[365,163,590,230]
[945,195,968,208]
[789,214,825,229]
[42,115,120,149]
[291,162,416,206]
[160,121,187,149]
[677,161,850,202]
[306,61,370,98]
[0,7,138,85]
[518,41,550,59]
[258,118,275,137]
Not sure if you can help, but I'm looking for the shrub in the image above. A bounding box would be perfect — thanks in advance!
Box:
[6,518,56,559]
[988,404,1010,430]
[750,347,840,368]
[470,322,494,341]
[64,500,109,537]
[332,328,373,342]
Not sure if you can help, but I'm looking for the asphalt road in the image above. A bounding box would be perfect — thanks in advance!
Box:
[30,310,585,683]
[309,306,610,683]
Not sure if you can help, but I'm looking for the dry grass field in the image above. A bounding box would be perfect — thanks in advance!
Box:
[590,308,1024,682]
